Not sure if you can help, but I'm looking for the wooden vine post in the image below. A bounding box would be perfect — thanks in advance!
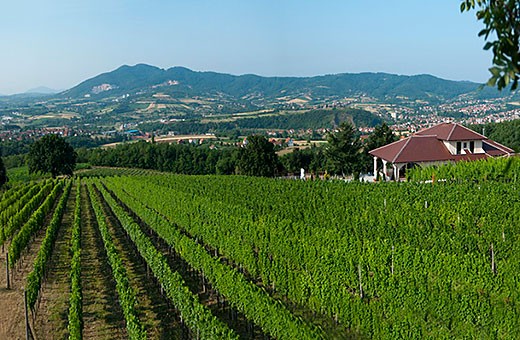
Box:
[491,243,496,275]
[391,246,394,276]
[24,289,30,340]
[358,263,363,299]
[6,252,10,290]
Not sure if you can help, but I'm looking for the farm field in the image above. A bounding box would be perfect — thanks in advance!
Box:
[0,171,518,339]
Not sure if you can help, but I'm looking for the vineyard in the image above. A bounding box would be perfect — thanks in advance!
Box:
[0,170,519,339]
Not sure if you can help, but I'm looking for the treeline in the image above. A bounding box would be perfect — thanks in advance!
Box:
[78,142,237,175]
[140,108,384,135]
[469,119,520,152]
[0,134,129,169]
[78,123,397,177]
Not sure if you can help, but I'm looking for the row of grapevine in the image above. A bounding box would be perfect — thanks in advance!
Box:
[0,182,42,229]
[25,180,72,309]
[8,181,64,268]
[103,177,323,340]
[117,174,520,338]
[86,182,146,340]
[77,167,158,178]
[0,182,34,213]
[94,181,238,339]
[68,180,83,340]
[407,156,520,182]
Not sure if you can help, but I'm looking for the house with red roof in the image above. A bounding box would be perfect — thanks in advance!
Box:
[369,122,514,180]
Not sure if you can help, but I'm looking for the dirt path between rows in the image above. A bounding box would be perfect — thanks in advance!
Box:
[32,186,76,339]
[96,185,184,339]
[0,204,56,339]
[80,184,127,340]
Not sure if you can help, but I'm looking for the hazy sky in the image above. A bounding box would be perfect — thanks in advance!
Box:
[0,0,490,94]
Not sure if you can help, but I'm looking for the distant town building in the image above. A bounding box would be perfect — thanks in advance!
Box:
[369,122,515,181]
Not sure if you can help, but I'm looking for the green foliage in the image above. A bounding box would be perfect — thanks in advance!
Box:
[28,134,77,178]
[407,156,520,182]
[362,123,399,172]
[325,122,363,176]
[461,0,520,90]
[3,154,27,169]
[109,174,520,338]
[279,146,326,175]
[0,156,7,187]
[104,177,323,339]
[0,181,54,247]
[237,135,280,177]
[26,180,71,309]
[68,180,83,340]
[9,181,64,267]
[95,181,238,339]
[364,123,399,153]
[80,141,229,175]
[87,183,146,340]
[65,64,483,103]
[7,166,50,183]
[469,119,520,152]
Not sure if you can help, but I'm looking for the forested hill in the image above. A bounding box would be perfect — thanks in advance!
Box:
[60,64,501,103]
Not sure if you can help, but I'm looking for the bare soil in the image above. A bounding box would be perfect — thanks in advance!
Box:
[80,184,127,340]
[94,186,185,339]
[32,186,77,339]
[0,205,56,339]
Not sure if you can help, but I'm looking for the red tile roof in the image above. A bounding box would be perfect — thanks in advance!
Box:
[369,122,514,164]
[369,135,453,163]
[483,139,515,154]
[416,123,485,141]
[452,153,489,162]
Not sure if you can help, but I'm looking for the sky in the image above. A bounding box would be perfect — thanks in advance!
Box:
[0,0,491,95]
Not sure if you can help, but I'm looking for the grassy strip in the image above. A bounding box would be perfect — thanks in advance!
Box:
[87,182,146,340]
[96,182,238,340]
[25,180,71,309]
[8,181,63,267]
[68,180,83,339]
[1,181,51,244]
[104,178,323,340]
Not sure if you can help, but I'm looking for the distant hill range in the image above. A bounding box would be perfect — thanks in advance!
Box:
[61,63,505,103]
[25,86,60,95]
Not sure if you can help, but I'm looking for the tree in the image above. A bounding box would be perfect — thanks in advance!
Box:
[28,134,77,178]
[325,122,363,176]
[237,135,280,177]
[362,123,399,171]
[0,156,7,187]
[461,0,520,90]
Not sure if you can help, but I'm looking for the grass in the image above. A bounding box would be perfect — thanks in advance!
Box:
[7,166,50,183]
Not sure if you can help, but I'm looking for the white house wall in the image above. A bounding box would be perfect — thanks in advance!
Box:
[443,140,484,155]
[444,141,457,154]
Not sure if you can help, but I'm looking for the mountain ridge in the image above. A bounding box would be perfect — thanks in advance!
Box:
[59,63,501,103]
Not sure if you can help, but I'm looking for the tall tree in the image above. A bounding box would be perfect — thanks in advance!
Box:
[364,123,398,152]
[0,156,7,187]
[362,123,399,171]
[28,134,77,178]
[325,122,363,176]
[237,135,280,177]
[461,0,520,90]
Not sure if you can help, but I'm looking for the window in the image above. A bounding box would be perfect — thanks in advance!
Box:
[463,142,467,149]
[470,141,475,153]
[456,142,461,154]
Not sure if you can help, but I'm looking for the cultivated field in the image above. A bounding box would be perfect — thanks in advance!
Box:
[0,171,518,339]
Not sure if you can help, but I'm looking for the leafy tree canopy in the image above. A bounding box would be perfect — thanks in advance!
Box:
[237,135,280,177]
[461,0,520,90]
[325,122,363,176]
[0,156,7,187]
[28,134,77,178]
[364,123,399,153]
